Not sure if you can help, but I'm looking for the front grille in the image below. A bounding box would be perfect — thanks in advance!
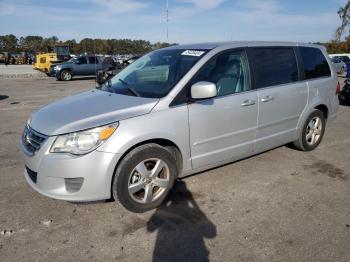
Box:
[22,125,48,156]
[26,166,37,183]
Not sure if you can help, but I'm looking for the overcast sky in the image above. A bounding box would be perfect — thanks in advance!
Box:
[0,0,348,43]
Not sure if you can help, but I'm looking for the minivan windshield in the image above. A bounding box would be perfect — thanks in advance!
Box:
[100,48,209,98]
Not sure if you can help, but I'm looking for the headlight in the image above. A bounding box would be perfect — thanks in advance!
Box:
[50,123,118,155]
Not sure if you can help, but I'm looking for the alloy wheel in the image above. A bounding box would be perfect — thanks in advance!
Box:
[128,158,170,204]
[305,116,322,146]
[62,71,71,81]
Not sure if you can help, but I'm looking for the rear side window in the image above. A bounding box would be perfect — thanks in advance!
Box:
[251,48,298,88]
[299,47,331,80]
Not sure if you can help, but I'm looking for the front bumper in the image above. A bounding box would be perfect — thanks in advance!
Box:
[48,67,57,77]
[20,135,122,202]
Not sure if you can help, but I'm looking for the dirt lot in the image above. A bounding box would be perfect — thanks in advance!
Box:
[0,77,349,262]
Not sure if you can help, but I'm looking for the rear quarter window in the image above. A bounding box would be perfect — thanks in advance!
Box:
[299,47,331,80]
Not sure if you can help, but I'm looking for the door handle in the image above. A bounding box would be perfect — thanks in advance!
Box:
[241,100,256,106]
[261,96,274,103]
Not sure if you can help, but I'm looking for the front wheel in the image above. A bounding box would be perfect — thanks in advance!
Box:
[112,144,177,213]
[293,109,326,151]
[60,70,72,81]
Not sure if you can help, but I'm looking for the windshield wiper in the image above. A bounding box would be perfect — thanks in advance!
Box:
[118,78,141,97]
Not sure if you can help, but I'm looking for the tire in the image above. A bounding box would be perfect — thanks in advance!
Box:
[60,70,72,81]
[112,144,178,213]
[293,109,326,151]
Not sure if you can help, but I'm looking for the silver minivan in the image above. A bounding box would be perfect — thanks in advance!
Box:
[20,42,339,212]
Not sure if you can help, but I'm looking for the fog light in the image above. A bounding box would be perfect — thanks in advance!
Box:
[64,177,84,193]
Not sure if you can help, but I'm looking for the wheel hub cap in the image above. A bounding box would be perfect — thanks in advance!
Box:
[306,116,322,146]
[128,158,170,204]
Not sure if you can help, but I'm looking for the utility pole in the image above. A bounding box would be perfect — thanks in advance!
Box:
[166,0,169,41]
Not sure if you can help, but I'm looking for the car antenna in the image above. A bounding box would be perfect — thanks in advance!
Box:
[166,0,169,41]
[94,40,98,88]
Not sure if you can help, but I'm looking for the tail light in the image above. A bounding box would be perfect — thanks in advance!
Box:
[336,82,341,95]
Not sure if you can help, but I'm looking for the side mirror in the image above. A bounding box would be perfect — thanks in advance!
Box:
[191,81,217,100]
[74,60,80,64]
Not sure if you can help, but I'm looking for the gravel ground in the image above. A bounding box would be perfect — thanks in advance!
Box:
[0,65,47,79]
[0,77,349,262]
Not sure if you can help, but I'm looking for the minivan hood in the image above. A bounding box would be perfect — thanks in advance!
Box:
[29,89,159,136]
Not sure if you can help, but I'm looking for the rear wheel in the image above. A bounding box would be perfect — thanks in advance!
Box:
[60,70,72,81]
[112,144,177,213]
[293,109,326,151]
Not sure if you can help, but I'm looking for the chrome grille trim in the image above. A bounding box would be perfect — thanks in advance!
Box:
[21,125,48,156]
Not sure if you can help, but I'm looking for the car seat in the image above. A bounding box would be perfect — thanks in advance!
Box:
[215,59,241,96]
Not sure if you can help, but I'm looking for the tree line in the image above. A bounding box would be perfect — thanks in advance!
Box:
[4,33,350,55]
[327,0,350,53]
[0,34,175,55]
[324,38,350,54]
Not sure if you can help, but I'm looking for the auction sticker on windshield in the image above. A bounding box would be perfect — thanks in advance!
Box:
[181,50,205,56]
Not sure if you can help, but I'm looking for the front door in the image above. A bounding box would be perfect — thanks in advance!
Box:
[188,49,258,169]
[75,56,89,75]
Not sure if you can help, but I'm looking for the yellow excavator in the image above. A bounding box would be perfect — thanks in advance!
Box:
[33,45,71,75]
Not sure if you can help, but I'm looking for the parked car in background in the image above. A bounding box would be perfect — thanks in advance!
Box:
[125,55,141,65]
[95,55,142,85]
[330,57,346,74]
[329,54,350,64]
[20,42,339,213]
[96,56,120,85]
[51,55,103,81]
[339,78,350,104]
[329,53,350,59]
